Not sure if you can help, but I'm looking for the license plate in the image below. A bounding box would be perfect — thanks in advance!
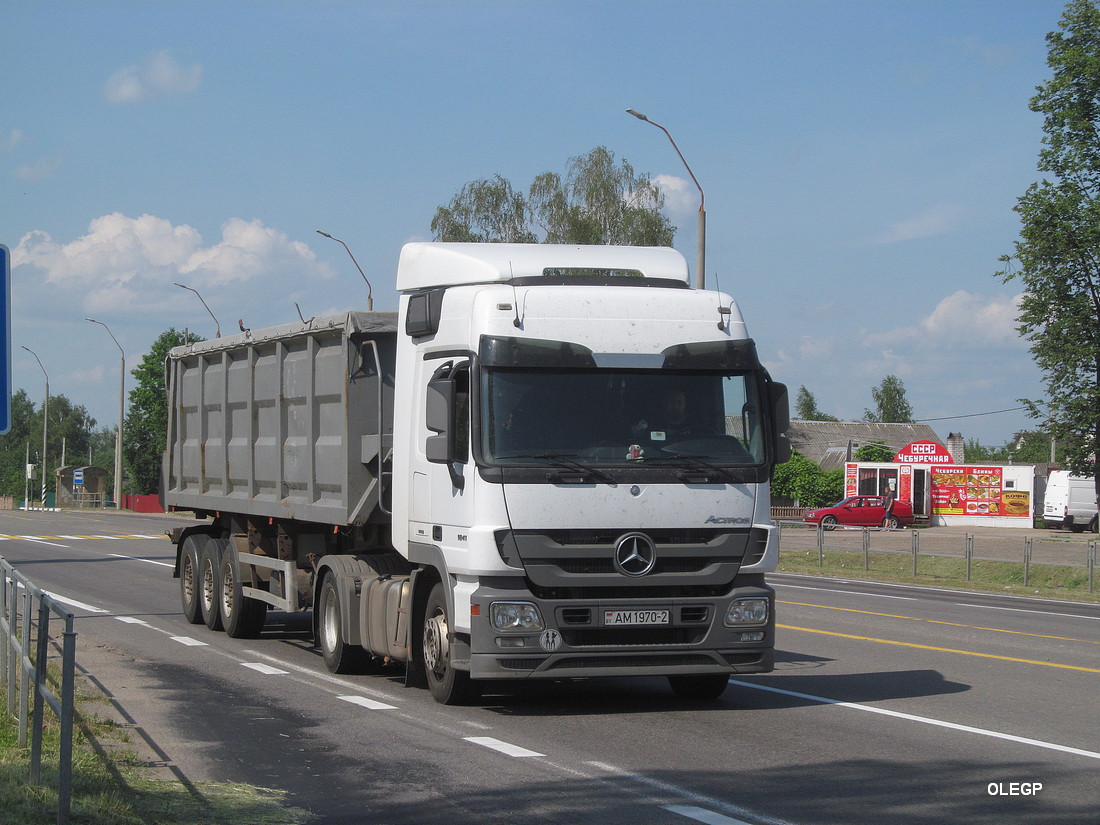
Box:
[604,609,670,626]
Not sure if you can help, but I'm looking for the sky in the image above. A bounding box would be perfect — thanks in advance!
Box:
[0,0,1077,450]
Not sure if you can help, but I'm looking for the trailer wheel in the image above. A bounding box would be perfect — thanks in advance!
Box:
[179,534,206,625]
[422,582,482,705]
[199,539,225,631]
[219,543,267,639]
[667,673,730,701]
[318,574,372,674]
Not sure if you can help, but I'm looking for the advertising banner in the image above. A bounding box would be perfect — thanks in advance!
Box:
[930,466,1029,518]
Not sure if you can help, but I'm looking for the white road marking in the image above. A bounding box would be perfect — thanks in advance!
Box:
[951,602,1100,621]
[15,536,70,547]
[338,695,398,711]
[41,591,107,613]
[116,616,150,625]
[664,806,754,825]
[171,636,208,647]
[242,662,288,675]
[588,762,794,825]
[730,679,1100,761]
[107,553,174,568]
[464,736,544,758]
[774,583,915,601]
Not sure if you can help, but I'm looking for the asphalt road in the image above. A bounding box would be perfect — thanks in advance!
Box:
[2,509,1098,825]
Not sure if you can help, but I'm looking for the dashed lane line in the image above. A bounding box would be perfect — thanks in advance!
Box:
[464,736,544,758]
[338,695,399,711]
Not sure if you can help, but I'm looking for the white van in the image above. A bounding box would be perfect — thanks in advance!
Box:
[1043,471,1098,532]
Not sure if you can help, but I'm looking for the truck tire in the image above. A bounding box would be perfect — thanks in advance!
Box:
[199,539,225,631]
[422,582,482,705]
[667,673,730,701]
[179,534,207,625]
[219,542,267,639]
[318,573,373,674]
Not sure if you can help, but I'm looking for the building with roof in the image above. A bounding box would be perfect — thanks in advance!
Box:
[787,421,950,470]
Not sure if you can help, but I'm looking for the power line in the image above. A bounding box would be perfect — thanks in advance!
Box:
[915,406,1029,423]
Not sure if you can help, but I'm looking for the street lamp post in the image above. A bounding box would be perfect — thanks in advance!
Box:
[316,231,374,310]
[626,109,706,290]
[86,319,125,509]
[21,346,49,508]
[173,282,221,338]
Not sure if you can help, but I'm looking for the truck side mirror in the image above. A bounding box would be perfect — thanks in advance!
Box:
[425,362,466,490]
[769,382,792,464]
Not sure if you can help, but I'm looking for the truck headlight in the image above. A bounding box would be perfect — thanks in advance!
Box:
[490,601,544,632]
[724,598,769,627]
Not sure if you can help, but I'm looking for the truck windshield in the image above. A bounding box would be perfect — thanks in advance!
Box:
[481,368,765,466]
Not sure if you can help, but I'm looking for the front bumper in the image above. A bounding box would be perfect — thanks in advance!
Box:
[468,577,775,680]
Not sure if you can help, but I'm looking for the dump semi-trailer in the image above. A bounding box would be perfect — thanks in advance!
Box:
[165,242,791,704]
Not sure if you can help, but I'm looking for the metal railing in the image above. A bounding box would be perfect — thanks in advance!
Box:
[1,555,76,825]
[778,523,1097,594]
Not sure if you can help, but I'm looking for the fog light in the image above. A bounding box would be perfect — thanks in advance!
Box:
[740,631,765,642]
[490,601,544,631]
[724,597,769,626]
[495,637,527,648]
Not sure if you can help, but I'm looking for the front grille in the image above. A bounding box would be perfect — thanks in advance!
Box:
[546,654,716,670]
[561,608,592,624]
[563,627,707,647]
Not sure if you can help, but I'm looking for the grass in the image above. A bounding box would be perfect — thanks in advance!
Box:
[778,548,1100,604]
[0,667,315,825]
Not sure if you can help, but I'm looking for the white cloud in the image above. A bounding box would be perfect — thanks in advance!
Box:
[864,290,1024,350]
[874,202,965,244]
[15,155,63,180]
[2,128,25,151]
[653,174,698,219]
[104,50,203,104]
[13,213,335,313]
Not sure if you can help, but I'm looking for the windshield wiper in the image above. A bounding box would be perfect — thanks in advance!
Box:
[497,453,613,483]
[635,452,737,482]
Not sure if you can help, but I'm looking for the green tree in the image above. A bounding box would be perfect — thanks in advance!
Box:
[771,451,845,507]
[999,0,1100,492]
[794,385,840,421]
[124,329,197,494]
[863,375,914,423]
[0,390,103,500]
[432,147,675,246]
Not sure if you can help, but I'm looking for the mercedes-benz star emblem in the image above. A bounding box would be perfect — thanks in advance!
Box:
[614,532,657,577]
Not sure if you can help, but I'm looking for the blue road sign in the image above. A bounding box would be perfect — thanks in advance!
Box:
[0,245,9,435]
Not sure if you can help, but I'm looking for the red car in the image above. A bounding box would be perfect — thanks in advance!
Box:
[803,495,913,529]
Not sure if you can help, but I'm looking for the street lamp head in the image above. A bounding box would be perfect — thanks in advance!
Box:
[316,229,374,311]
[626,108,649,122]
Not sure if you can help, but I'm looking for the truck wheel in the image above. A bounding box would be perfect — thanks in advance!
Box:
[821,515,838,530]
[199,539,225,631]
[219,543,267,639]
[179,534,206,625]
[668,673,730,701]
[422,582,482,705]
[318,574,372,674]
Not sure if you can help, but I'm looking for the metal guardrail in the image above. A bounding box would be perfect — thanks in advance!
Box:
[1,555,76,825]
[778,523,1097,594]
